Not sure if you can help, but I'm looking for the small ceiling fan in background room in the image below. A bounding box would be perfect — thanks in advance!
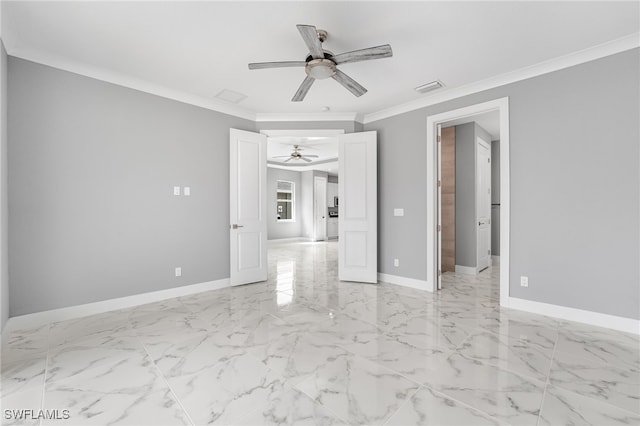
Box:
[248,24,393,101]
[273,145,319,163]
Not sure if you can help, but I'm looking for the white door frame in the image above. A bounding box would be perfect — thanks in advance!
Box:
[426,97,510,306]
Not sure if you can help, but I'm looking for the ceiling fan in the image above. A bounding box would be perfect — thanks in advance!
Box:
[248,24,393,102]
[273,145,319,163]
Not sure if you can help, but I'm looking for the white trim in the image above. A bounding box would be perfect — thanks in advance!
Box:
[426,97,510,306]
[505,297,640,336]
[255,113,357,122]
[8,34,637,126]
[3,278,229,333]
[8,47,256,121]
[261,129,345,138]
[364,33,639,124]
[455,265,478,275]
[378,273,428,291]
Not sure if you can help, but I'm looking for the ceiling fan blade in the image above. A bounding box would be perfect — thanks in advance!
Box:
[297,24,324,59]
[302,155,319,158]
[273,155,293,158]
[332,69,367,97]
[301,157,312,163]
[248,61,307,70]
[332,44,393,65]
[292,76,315,102]
[283,157,293,163]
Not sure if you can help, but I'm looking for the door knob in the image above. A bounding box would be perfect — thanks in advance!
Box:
[231,224,244,229]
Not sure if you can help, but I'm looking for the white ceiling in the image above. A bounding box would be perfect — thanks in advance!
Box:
[2,2,638,117]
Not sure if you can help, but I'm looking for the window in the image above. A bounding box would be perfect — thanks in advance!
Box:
[276,181,295,221]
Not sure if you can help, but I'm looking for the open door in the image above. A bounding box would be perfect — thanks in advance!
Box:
[338,131,377,283]
[437,124,443,290]
[230,128,267,286]
[314,176,327,241]
[476,136,492,271]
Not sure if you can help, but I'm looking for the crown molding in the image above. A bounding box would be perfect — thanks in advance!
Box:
[7,47,257,121]
[363,32,640,124]
[6,32,638,126]
[255,112,358,122]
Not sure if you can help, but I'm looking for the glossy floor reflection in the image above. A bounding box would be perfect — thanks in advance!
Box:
[2,240,639,425]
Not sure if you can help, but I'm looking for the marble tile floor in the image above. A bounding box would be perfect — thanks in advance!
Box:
[2,240,639,425]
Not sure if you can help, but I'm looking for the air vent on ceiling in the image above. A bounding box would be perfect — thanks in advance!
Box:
[214,89,247,104]
[414,80,444,94]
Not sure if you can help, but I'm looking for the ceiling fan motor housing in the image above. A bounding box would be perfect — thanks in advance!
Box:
[305,58,336,80]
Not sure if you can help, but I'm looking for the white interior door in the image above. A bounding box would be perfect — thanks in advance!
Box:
[476,137,492,271]
[338,131,377,283]
[437,124,443,290]
[314,176,327,241]
[230,128,267,286]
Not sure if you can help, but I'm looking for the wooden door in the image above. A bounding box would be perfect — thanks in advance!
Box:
[441,126,456,273]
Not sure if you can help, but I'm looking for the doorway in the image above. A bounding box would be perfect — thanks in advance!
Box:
[230,129,378,286]
[426,97,510,305]
[313,176,328,241]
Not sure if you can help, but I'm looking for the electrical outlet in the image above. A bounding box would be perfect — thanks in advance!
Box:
[175,267,182,277]
[520,276,528,287]
[394,258,399,267]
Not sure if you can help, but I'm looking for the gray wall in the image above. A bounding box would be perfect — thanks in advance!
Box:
[491,140,500,256]
[1,42,7,329]
[267,168,302,240]
[454,123,475,267]
[365,49,639,320]
[8,57,255,316]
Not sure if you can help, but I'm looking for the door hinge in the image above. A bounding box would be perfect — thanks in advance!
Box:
[488,249,491,255]
[437,180,441,188]
[438,269,441,277]
[437,135,441,143]
[437,224,441,232]
[488,158,491,163]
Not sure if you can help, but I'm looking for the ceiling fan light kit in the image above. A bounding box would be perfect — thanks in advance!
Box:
[306,59,337,80]
[248,24,393,102]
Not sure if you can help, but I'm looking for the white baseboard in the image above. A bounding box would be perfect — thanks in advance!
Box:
[505,296,640,335]
[378,273,429,291]
[455,265,477,275]
[3,278,230,334]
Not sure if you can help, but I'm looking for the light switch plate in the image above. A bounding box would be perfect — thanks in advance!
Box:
[173,186,181,196]
[394,208,404,217]
[184,187,191,196]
